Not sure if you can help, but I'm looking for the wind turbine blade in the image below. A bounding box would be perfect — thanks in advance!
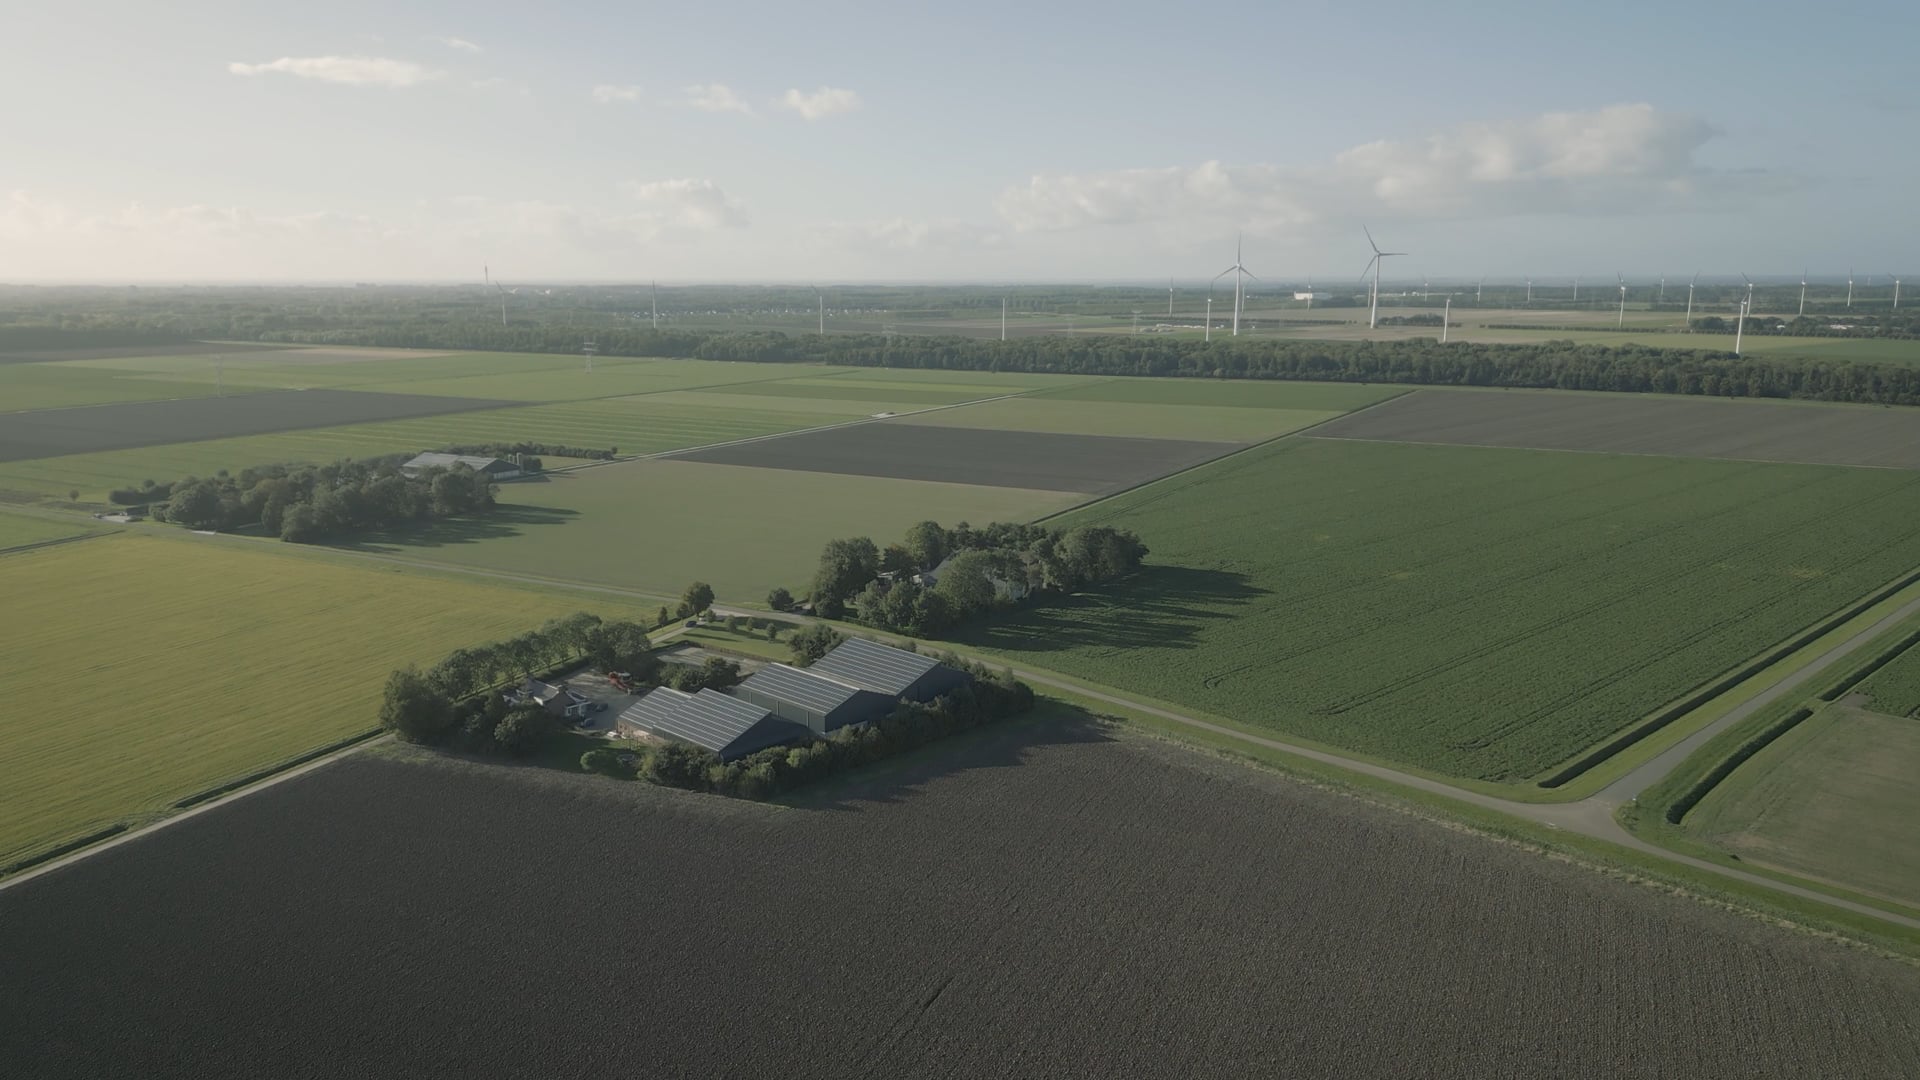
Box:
[1363,225,1381,254]
[1359,256,1379,280]
[1213,267,1237,283]
[1241,268,1262,282]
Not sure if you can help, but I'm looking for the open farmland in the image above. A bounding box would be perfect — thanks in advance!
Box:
[1856,633,1920,716]
[5,719,1920,1078]
[0,388,520,462]
[963,436,1920,783]
[345,459,1079,599]
[0,533,654,868]
[0,509,100,549]
[901,378,1403,440]
[1686,703,1920,905]
[1313,388,1920,469]
[674,422,1240,493]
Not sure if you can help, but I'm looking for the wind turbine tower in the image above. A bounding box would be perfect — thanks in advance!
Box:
[1360,227,1406,330]
[1848,268,1855,309]
[1573,276,1580,304]
[1525,275,1533,304]
[1168,278,1174,317]
[651,281,659,330]
[1659,276,1666,304]
[1616,274,1628,328]
[1001,297,1008,342]
[1212,235,1259,336]
[1895,273,1904,311]
[1735,294,1750,356]
[1685,272,1698,332]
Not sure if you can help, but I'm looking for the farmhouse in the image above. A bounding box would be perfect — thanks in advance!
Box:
[615,687,809,761]
[913,555,1032,601]
[512,678,590,719]
[399,452,522,480]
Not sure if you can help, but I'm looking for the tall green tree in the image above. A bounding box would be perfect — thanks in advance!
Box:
[379,666,454,744]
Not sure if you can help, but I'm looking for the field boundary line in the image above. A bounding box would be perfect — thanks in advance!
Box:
[1030,388,1414,524]
[0,530,112,558]
[0,734,390,894]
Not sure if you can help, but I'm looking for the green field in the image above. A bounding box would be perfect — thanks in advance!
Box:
[1686,703,1920,904]
[343,459,1081,600]
[0,533,657,868]
[0,509,101,549]
[1854,636,1920,716]
[0,361,243,411]
[960,437,1920,783]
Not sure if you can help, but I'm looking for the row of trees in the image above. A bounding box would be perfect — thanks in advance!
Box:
[808,520,1148,636]
[439,440,618,462]
[138,458,496,542]
[630,660,1035,799]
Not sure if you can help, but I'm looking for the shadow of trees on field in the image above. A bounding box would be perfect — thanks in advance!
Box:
[337,503,580,553]
[949,565,1267,655]
[782,702,1119,813]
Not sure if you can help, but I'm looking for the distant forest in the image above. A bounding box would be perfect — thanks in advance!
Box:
[8,295,1920,406]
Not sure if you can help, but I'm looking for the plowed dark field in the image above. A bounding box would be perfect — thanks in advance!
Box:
[0,389,522,461]
[4,714,1918,1078]
[1311,389,1920,469]
[670,421,1239,492]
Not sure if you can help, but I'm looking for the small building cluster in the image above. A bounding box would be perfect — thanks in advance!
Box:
[616,638,973,760]
[509,678,591,719]
[400,452,523,480]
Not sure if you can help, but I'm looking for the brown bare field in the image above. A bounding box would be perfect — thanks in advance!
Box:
[1310,389,1920,469]
[0,388,522,462]
[670,422,1241,493]
[3,713,1918,1078]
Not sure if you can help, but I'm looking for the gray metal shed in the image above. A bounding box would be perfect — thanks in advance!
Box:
[735,663,893,736]
[809,638,972,703]
[616,687,809,761]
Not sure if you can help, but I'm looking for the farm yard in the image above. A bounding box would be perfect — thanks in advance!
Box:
[961,436,1920,783]
[4,719,1920,1078]
[1314,388,1920,469]
[0,532,654,869]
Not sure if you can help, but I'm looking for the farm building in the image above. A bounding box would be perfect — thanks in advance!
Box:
[512,679,590,719]
[615,687,808,761]
[808,637,973,703]
[399,452,522,480]
[734,663,895,736]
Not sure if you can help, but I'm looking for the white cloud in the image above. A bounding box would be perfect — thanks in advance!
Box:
[591,84,645,104]
[994,104,1766,233]
[777,86,861,120]
[626,178,748,230]
[681,83,754,114]
[227,55,442,88]
[437,37,483,53]
[816,218,1002,252]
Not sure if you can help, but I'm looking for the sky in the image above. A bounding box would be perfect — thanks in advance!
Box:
[1,0,1914,283]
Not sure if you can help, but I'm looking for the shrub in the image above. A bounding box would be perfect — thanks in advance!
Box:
[491,703,558,756]
[767,587,794,612]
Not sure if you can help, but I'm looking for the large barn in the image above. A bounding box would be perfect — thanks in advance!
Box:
[615,687,808,762]
[733,663,894,736]
[807,637,973,704]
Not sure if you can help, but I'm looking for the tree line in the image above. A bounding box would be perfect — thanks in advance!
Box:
[807,519,1148,636]
[131,458,497,542]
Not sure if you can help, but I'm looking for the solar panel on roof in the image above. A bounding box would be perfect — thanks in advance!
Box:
[739,664,865,713]
[810,638,941,696]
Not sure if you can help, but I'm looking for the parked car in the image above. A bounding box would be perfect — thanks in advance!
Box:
[685,619,698,629]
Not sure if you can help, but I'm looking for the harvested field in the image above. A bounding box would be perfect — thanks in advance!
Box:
[1688,703,1920,905]
[964,437,1920,782]
[901,395,1349,441]
[4,719,1920,1078]
[1312,389,1920,469]
[671,421,1241,492]
[0,341,293,363]
[0,388,520,462]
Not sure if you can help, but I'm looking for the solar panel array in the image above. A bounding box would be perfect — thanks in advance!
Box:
[809,638,941,696]
[617,687,693,731]
[738,664,865,715]
[642,689,781,755]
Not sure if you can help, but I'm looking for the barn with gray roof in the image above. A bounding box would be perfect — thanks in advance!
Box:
[807,637,972,703]
[615,687,809,761]
[734,663,894,736]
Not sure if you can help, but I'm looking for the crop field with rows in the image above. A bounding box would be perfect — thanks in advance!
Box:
[1856,641,1920,717]
[5,718,1918,1077]
[963,437,1920,782]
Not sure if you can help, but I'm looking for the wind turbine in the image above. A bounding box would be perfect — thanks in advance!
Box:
[1359,227,1406,330]
[1658,276,1666,304]
[651,281,659,330]
[1305,274,1315,310]
[1742,273,1755,314]
[1848,268,1855,309]
[1212,234,1259,336]
[1000,296,1008,341]
[1894,273,1904,311]
[490,269,508,327]
[1525,274,1533,304]
[1441,297,1452,343]
[1167,278,1174,317]
[1205,297,1213,342]
[812,286,825,335]
[1735,294,1750,356]
[1684,272,1698,331]
[1616,274,1628,328]
[1476,277,1484,304]
[1798,270,1807,318]
[1572,276,1580,304]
